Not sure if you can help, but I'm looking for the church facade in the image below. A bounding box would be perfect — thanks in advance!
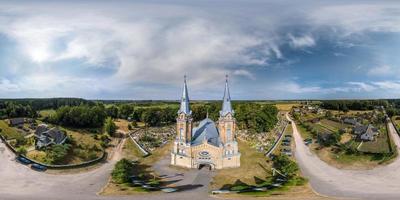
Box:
[170,76,241,170]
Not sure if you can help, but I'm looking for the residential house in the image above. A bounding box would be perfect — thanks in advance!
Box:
[360,124,379,141]
[343,118,358,126]
[353,125,368,135]
[34,124,67,149]
[8,118,25,127]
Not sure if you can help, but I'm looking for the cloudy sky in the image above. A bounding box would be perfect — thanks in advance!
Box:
[0,0,400,100]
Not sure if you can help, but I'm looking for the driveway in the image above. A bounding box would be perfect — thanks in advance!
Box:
[287,113,400,200]
[0,138,215,200]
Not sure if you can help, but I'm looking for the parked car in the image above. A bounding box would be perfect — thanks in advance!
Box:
[281,142,290,146]
[284,135,292,138]
[161,188,178,193]
[211,190,231,194]
[281,149,292,156]
[31,163,47,171]
[16,156,32,165]
[304,138,312,145]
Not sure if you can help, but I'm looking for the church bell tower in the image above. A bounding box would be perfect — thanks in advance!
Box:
[218,75,236,144]
[176,75,193,144]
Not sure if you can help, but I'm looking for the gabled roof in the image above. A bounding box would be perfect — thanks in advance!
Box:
[9,118,24,125]
[177,75,191,115]
[44,128,67,144]
[220,75,234,116]
[191,118,221,147]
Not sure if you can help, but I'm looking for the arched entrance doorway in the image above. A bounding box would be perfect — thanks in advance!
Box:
[197,163,214,170]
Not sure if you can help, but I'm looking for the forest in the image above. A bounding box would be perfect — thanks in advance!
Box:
[0,98,279,133]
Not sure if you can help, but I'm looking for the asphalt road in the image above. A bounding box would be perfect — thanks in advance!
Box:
[287,114,400,200]
[0,139,215,200]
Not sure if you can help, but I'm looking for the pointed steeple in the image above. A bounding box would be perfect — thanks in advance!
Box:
[220,75,234,116]
[178,75,191,115]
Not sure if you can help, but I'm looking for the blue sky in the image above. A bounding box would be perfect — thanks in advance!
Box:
[0,0,400,100]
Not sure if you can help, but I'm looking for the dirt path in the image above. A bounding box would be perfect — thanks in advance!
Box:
[286,113,400,200]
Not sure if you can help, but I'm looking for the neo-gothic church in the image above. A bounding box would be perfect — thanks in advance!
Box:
[170,76,241,170]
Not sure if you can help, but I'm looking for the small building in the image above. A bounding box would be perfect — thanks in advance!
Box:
[353,125,367,135]
[34,124,67,149]
[360,124,379,141]
[343,118,358,126]
[8,118,25,127]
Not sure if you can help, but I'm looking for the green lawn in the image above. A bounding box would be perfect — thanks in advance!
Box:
[319,119,349,132]
[358,126,394,154]
[0,120,24,140]
[38,109,56,119]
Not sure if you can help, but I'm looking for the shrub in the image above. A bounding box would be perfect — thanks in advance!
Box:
[16,146,27,155]
[111,158,133,184]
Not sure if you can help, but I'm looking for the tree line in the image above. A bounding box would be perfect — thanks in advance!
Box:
[1,98,279,133]
[0,98,91,119]
[321,100,389,111]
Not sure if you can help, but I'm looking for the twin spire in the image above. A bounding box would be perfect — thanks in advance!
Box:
[178,75,191,115]
[178,75,233,116]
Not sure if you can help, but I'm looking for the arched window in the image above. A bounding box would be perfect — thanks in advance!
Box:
[179,128,184,140]
[226,124,232,142]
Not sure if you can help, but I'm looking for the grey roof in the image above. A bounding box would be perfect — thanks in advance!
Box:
[191,118,221,147]
[220,75,234,116]
[9,118,24,125]
[35,124,49,136]
[35,126,67,148]
[361,124,378,139]
[353,125,367,135]
[44,128,67,144]
[177,75,191,115]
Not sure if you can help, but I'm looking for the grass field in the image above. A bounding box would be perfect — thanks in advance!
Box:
[122,138,145,160]
[0,120,24,140]
[39,109,56,118]
[210,140,270,190]
[319,119,349,131]
[358,126,394,154]
[275,103,300,111]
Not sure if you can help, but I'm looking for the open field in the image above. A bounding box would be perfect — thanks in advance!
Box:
[358,126,395,154]
[0,120,25,140]
[210,140,270,189]
[319,119,349,131]
[275,103,300,111]
[122,138,145,160]
[39,109,56,118]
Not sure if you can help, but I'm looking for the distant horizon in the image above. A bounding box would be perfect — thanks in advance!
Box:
[0,97,396,102]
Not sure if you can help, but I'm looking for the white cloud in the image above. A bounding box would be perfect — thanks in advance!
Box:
[310,4,400,35]
[0,79,20,92]
[288,34,316,49]
[347,82,376,92]
[367,65,395,77]
[233,69,255,80]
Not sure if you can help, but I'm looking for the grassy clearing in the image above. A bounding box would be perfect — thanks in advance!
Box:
[0,120,24,140]
[114,119,131,133]
[275,103,300,111]
[319,119,349,131]
[122,138,144,160]
[358,126,393,154]
[39,109,56,118]
[210,140,270,190]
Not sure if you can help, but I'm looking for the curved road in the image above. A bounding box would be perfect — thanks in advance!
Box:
[287,114,400,200]
[0,139,213,200]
